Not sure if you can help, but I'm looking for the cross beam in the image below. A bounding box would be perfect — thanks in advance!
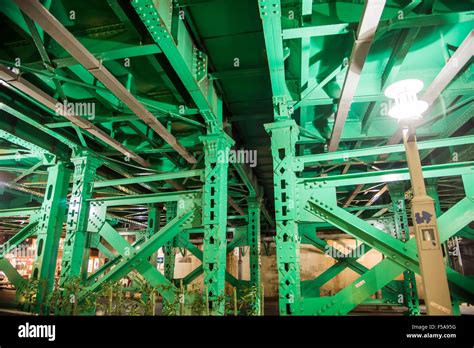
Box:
[328,0,386,152]
[302,196,474,315]
[14,0,196,164]
[79,209,195,300]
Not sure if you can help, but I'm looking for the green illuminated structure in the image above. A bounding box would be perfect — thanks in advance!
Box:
[260,0,473,315]
[0,0,472,316]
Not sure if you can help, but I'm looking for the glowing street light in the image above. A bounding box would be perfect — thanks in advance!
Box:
[384,79,428,120]
[384,79,453,315]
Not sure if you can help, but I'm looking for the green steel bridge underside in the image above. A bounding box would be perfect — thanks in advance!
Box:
[0,0,472,316]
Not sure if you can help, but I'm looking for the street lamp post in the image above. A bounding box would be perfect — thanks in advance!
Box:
[385,80,452,315]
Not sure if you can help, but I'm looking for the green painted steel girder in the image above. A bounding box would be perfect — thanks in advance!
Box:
[28,44,162,70]
[0,154,41,163]
[88,190,201,207]
[1,103,80,152]
[0,221,37,255]
[97,242,115,261]
[0,207,39,218]
[98,222,177,304]
[283,23,350,39]
[248,197,262,314]
[131,0,222,130]
[86,235,148,286]
[295,65,347,112]
[302,232,371,274]
[131,0,266,222]
[301,196,474,315]
[308,199,474,302]
[0,64,150,167]
[258,0,291,99]
[388,183,420,315]
[299,161,474,187]
[147,205,160,275]
[175,235,251,290]
[298,135,474,165]
[201,133,233,315]
[0,258,28,292]
[163,202,177,283]
[13,0,196,164]
[0,0,471,318]
[387,11,474,31]
[301,235,375,297]
[265,120,301,315]
[31,162,71,314]
[80,209,195,299]
[58,154,102,298]
[299,237,396,301]
[283,11,473,40]
[297,78,473,108]
[304,199,416,274]
[302,262,346,297]
[0,221,39,302]
[0,128,53,160]
[180,265,203,286]
[93,169,203,188]
[232,162,260,198]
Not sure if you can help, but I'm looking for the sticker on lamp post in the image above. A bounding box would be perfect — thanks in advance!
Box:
[415,210,432,224]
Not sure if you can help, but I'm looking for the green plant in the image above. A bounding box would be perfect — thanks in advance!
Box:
[237,285,259,316]
[17,278,39,312]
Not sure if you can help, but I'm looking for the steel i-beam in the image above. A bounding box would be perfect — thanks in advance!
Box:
[81,210,195,300]
[31,162,70,314]
[265,120,301,315]
[388,183,420,315]
[58,154,101,299]
[14,0,196,164]
[201,133,233,315]
[328,0,386,152]
[301,193,474,315]
[147,205,161,270]
[164,202,177,281]
[258,0,290,99]
[248,196,262,314]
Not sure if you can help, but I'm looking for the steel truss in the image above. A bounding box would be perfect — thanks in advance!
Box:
[266,122,474,315]
[0,0,267,316]
[260,0,473,316]
[0,148,263,315]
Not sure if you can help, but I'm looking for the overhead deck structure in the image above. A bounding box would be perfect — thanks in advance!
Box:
[0,0,270,316]
[259,0,473,315]
[0,0,472,316]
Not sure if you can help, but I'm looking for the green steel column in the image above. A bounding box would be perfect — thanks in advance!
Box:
[426,180,442,216]
[426,181,447,263]
[161,202,176,314]
[265,119,301,315]
[148,205,161,269]
[143,206,160,310]
[58,154,101,289]
[31,162,70,314]
[247,196,262,314]
[201,133,233,315]
[164,202,177,281]
[389,183,420,316]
